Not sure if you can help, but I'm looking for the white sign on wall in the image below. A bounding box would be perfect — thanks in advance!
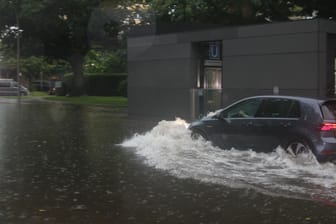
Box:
[204,60,222,67]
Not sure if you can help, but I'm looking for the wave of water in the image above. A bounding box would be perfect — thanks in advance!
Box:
[121,118,336,205]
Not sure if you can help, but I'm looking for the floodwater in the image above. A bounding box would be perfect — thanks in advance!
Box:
[1,99,336,223]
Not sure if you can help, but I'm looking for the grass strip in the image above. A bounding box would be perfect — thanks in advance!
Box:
[44,95,128,107]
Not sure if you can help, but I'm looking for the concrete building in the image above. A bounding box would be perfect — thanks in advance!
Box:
[128,19,336,120]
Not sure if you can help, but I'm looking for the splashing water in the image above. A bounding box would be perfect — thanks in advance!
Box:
[121,118,336,204]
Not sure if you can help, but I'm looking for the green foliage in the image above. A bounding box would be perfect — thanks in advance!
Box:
[0,0,129,95]
[0,55,71,81]
[148,0,336,24]
[148,0,263,24]
[44,95,128,107]
[292,0,336,19]
[84,49,126,73]
[21,56,51,80]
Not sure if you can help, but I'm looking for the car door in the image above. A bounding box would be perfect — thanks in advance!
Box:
[213,98,263,150]
[254,98,301,152]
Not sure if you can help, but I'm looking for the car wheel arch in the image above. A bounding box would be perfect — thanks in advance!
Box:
[281,135,316,155]
[190,128,209,141]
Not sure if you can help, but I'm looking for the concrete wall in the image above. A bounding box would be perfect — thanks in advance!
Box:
[128,19,336,119]
[221,25,321,104]
[219,19,336,105]
[128,34,197,119]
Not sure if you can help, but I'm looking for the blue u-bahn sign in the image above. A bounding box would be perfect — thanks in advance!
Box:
[209,42,221,60]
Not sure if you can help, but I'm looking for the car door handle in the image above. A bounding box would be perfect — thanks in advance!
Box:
[244,122,263,127]
[244,121,253,127]
[280,122,292,128]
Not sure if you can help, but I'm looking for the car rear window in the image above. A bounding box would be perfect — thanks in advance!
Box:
[321,101,336,120]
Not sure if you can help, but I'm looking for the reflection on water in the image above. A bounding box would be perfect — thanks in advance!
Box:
[1,99,336,223]
[0,101,132,223]
[122,119,336,204]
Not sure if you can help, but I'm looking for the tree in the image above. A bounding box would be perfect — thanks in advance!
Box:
[148,0,336,25]
[147,0,264,25]
[28,0,103,95]
[1,54,70,82]
[84,49,126,73]
[292,0,336,19]
[0,0,135,95]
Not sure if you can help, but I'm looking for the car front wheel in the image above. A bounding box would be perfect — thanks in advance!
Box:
[191,129,208,141]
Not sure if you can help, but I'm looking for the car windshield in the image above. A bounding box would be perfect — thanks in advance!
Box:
[321,101,336,120]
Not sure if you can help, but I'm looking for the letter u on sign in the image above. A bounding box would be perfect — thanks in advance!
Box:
[209,42,220,60]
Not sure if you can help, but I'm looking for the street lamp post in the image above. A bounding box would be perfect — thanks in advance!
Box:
[15,6,21,100]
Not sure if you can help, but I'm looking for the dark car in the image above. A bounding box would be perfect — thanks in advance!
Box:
[189,95,336,162]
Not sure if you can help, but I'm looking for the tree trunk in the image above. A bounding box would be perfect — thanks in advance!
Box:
[69,52,85,96]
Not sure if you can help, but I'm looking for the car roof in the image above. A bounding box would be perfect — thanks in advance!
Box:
[244,95,328,104]
[217,95,336,114]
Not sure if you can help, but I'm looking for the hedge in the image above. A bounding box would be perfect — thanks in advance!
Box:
[64,73,128,96]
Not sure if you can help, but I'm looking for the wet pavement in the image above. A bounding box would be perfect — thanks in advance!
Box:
[1,98,336,224]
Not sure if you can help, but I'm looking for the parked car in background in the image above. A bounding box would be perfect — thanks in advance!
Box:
[0,79,29,96]
[189,95,336,163]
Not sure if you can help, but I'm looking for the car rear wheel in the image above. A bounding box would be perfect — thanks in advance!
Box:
[285,139,315,159]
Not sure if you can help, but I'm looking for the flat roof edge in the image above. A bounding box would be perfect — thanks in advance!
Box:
[128,18,336,39]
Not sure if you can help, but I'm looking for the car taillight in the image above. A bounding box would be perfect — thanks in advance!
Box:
[320,123,336,131]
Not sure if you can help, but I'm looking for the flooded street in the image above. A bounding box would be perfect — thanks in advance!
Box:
[1,99,336,223]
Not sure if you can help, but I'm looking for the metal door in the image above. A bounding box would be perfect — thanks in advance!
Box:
[202,67,222,113]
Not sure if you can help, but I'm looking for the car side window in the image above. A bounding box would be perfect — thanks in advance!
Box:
[256,98,300,118]
[221,98,262,118]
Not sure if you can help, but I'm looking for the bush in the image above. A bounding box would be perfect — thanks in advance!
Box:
[64,73,128,96]
[117,79,128,97]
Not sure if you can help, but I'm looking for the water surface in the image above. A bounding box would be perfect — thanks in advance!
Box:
[0,99,336,223]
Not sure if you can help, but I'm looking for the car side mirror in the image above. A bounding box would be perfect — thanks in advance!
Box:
[215,112,227,120]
